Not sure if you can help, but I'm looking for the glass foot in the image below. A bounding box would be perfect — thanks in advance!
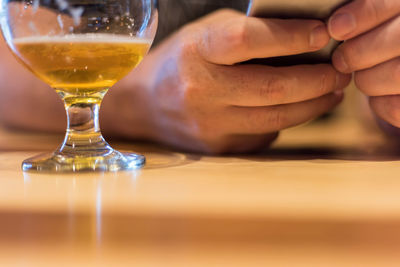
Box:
[22,150,145,172]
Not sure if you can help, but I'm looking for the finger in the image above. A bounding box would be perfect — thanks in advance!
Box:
[227,133,279,154]
[221,92,343,134]
[207,133,279,154]
[328,0,400,41]
[354,57,400,96]
[210,64,350,107]
[375,119,400,139]
[332,16,400,73]
[197,16,330,65]
[370,95,400,128]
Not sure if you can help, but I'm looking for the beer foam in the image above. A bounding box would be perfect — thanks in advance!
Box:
[13,34,152,44]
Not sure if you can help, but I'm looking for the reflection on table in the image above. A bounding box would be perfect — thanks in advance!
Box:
[1,88,400,266]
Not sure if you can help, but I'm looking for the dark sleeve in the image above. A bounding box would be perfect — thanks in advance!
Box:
[153,0,249,46]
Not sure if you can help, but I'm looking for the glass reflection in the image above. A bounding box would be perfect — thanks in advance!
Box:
[21,170,142,245]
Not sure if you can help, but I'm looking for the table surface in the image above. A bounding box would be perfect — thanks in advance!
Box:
[1,102,400,266]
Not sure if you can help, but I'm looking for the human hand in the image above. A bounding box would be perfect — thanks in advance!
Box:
[104,9,351,154]
[328,0,400,128]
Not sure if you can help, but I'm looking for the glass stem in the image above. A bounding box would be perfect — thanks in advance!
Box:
[57,89,112,156]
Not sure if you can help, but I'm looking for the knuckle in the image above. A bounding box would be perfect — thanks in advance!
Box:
[318,67,336,94]
[244,107,287,132]
[285,23,320,52]
[182,102,221,140]
[261,75,288,102]
[215,8,241,17]
[180,69,219,110]
[267,108,287,130]
[175,67,210,111]
[287,32,305,51]
[318,74,330,95]
[365,0,387,22]
[178,35,198,57]
[180,72,210,110]
[153,63,185,108]
[181,77,199,104]
[223,17,250,52]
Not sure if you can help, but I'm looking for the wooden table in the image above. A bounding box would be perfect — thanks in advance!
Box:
[1,97,400,266]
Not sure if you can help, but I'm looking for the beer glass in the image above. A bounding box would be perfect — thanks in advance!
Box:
[0,0,158,171]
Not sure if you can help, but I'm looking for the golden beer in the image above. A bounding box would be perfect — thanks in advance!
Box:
[13,34,151,94]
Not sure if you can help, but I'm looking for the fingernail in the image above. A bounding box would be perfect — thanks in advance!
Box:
[310,25,328,49]
[329,12,357,40]
[332,50,350,73]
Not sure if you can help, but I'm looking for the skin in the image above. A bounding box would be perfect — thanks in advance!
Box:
[328,0,400,129]
[0,9,351,154]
